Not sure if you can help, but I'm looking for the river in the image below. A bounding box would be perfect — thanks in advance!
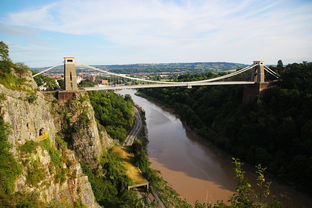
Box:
[118,89,312,207]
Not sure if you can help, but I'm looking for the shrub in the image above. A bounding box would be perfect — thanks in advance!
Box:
[0,118,22,195]
[26,94,37,103]
[20,140,38,154]
[26,159,45,187]
[39,138,68,183]
[0,93,6,103]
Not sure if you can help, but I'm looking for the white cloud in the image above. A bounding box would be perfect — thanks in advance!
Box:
[2,0,312,65]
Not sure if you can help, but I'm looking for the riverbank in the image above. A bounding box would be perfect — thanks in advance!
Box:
[130,104,193,208]
[122,90,237,204]
[135,90,312,208]
[118,90,195,207]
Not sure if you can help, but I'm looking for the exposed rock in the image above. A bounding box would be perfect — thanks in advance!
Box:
[51,92,114,168]
[0,81,102,207]
[0,84,56,154]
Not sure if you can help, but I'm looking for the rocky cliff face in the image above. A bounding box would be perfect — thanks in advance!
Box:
[50,92,115,168]
[0,69,112,207]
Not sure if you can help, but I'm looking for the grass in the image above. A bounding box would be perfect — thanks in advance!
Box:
[26,159,45,187]
[20,140,38,154]
[112,146,148,186]
[0,92,6,103]
[39,138,68,183]
[21,137,68,186]
[0,118,22,194]
[0,73,27,91]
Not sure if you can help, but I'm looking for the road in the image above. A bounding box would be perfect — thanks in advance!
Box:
[123,106,142,146]
[123,105,167,208]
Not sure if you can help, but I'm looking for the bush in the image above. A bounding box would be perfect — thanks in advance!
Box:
[80,150,144,208]
[26,95,37,103]
[88,91,135,143]
[39,138,67,183]
[0,118,22,195]
[26,159,45,187]
[20,140,38,154]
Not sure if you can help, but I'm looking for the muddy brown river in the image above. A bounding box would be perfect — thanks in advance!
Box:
[118,90,312,207]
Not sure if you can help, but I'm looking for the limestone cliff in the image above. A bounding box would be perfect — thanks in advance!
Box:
[49,92,115,168]
[0,69,112,207]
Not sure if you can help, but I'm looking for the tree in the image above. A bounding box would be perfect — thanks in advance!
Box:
[277,60,283,68]
[57,80,64,89]
[0,41,9,61]
[0,41,11,74]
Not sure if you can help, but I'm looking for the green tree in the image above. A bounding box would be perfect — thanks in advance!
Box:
[277,60,283,68]
[139,61,312,193]
[0,41,9,61]
[88,91,134,143]
[0,41,11,74]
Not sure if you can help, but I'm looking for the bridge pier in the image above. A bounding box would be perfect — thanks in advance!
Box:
[64,57,78,91]
[242,61,269,104]
[56,57,79,102]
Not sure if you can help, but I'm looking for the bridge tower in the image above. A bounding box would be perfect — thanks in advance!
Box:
[64,57,78,91]
[252,61,265,83]
[243,61,269,104]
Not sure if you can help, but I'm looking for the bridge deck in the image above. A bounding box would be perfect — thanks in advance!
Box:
[83,81,255,91]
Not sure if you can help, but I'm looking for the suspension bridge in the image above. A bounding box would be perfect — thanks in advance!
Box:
[33,57,279,103]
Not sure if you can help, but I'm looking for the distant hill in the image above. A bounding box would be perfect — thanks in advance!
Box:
[95,62,247,74]
[32,62,247,74]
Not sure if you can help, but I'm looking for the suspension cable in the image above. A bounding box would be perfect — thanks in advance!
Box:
[32,64,63,77]
[76,63,257,85]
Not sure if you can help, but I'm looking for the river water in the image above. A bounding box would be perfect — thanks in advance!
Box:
[118,89,312,207]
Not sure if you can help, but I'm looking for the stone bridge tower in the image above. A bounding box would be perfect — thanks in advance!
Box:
[252,61,265,84]
[64,57,78,91]
[243,60,269,104]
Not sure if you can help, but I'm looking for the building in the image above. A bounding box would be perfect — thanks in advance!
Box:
[99,80,109,85]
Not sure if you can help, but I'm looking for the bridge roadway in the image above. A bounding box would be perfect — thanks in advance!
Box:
[83,81,255,91]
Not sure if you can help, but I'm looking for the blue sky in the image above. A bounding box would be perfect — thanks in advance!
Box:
[0,0,311,67]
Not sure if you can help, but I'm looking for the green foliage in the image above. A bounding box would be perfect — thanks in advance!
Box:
[80,150,144,208]
[57,79,64,89]
[225,158,282,208]
[26,94,37,103]
[78,80,97,87]
[193,159,282,208]
[88,91,135,143]
[140,62,312,193]
[39,138,68,183]
[55,134,68,150]
[26,159,45,187]
[33,73,59,90]
[46,200,87,208]
[14,63,29,75]
[78,111,90,128]
[0,93,6,103]
[0,41,9,62]
[0,41,11,74]
[0,72,28,91]
[0,42,32,92]
[20,140,38,154]
[0,192,44,208]
[0,118,22,195]
[277,60,283,69]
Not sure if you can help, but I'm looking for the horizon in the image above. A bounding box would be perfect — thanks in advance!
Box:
[0,0,311,67]
[31,60,251,70]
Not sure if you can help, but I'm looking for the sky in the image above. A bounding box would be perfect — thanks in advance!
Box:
[0,0,311,67]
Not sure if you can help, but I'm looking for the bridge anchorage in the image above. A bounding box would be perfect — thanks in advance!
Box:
[33,57,279,103]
